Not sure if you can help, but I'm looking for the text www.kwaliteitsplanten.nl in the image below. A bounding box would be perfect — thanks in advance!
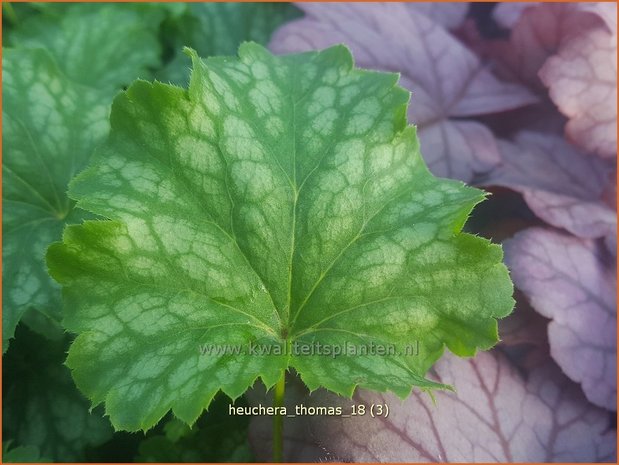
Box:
[198,340,420,358]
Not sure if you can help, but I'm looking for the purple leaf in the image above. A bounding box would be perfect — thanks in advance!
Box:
[489,132,608,196]
[259,352,615,462]
[270,2,537,182]
[523,190,616,242]
[539,6,617,159]
[406,2,469,30]
[416,120,501,184]
[493,2,614,41]
[484,131,615,241]
[504,228,617,410]
[578,2,617,33]
[486,3,603,91]
[492,3,531,29]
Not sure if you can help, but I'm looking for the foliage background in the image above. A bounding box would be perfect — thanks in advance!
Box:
[2,2,616,462]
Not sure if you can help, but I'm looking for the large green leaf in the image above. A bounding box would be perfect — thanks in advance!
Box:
[3,327,113,461]
[47,44,514,431]
[157,2,300,85]
[1,48,108,352]
[2,3,165,352]
[6,3,163,94]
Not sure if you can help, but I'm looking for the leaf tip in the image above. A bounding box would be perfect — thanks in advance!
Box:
[182,46,199,61]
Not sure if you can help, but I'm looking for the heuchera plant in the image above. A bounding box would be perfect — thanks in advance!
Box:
[3,2,616,463]
[45,43,513,457]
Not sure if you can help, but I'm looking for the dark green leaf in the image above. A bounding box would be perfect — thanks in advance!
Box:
[158,2,301,85]
[136,396,252,462]
[7,3,163,94]
[3,327,113,461]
